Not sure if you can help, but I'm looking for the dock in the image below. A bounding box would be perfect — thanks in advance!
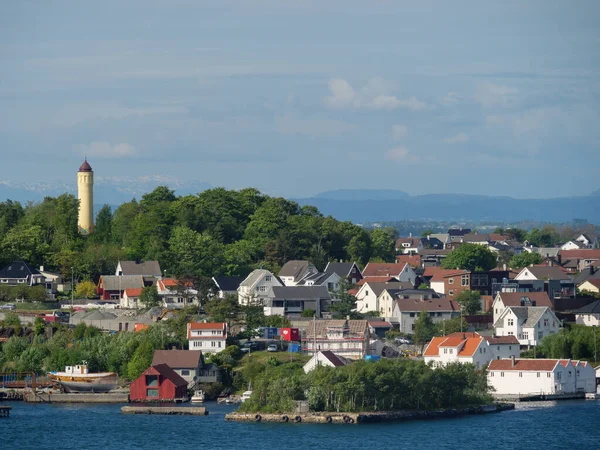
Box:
[23,391,129,403]
[121,406,208,415]
[0,405,11,417]
[225,403,514,424]
[493,392,585,402]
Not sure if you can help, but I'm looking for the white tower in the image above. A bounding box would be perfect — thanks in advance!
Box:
[77,159,94,235]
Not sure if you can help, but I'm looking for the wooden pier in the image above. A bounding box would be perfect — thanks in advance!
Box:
[121,406,208,416]
[225,403,514,424]
[0,405,12,417]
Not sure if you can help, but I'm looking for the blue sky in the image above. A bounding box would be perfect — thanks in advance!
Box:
[1,0,599,198]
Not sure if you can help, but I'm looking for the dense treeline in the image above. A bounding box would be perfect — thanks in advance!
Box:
[0,187,398,283]
[522,324,600,362]
[239,358,491,413]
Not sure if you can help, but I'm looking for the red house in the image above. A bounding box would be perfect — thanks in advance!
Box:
[129,364,188,402]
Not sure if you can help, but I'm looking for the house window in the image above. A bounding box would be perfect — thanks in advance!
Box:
[211,342,216,347]
[146,389,159,398]
[449,349,453,354]
[181,370,190,376]
[497,346,500,351]
[544,319,549,327]
[508,319,514,326]
[265,275,272,282]
[557,372,561,381]
[538,332,543,340]
[409,312,415,317]
[547,373,551,378]
[461,275,469,286]
[218,341,222,348]
[443,348,447,354]
[259,286,266,292]
[537,372,540,378]
[490,372,494,377]
[448,278,454,285]
[449,290,454,296]
[519,372,522,377]
[146,375,158,387]
[509,346,512,350]
[125,323,129,331]
[411,324,415,331]
[501,372,504,377]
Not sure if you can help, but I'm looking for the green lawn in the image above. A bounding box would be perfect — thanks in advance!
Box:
[240,350,311,365]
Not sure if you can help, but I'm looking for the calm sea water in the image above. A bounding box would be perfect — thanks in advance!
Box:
[1,400,599,450]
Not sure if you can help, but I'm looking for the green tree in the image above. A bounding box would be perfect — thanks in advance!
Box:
[441,243,497,272]
[75,280,97,299]
[418,283,429,289]
[301,309,316,318]
[421,229,434,237]
[139,285,160,308]
[526,226,561,247]
[413,311,436,350]
[370,229,395,262]
[455,290,481,315]
[3,311,21,327]
[93,204,113,243]
[127,340,154,380]
[509,252,542,269]
[330,280,362,319]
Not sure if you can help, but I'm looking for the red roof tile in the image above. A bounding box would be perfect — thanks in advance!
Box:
[430,269,465,282]
[488,359,559,371]
[560,249,600,260]
[188,322,226,330]
[124,288,142,297]
[362,263,412,277]
[395,255,422,267]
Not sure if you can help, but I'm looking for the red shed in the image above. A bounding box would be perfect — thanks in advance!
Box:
[129,364,188,402]
[280,328,300,342]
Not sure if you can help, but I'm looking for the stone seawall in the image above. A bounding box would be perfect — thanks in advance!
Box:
[122,406,208,415]
[225,403,514,424]
[24,391,129,403]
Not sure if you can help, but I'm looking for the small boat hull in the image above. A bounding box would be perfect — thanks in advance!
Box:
[59,380,118,393]
[48,372,118,393]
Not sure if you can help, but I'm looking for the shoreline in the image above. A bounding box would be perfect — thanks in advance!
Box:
[225,403,515,424]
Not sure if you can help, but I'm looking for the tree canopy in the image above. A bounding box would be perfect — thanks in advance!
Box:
[442,243,497,272]
[509,252,542,269]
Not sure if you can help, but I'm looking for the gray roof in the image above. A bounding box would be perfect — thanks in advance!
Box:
[574,300,600,314]
[271,285,330,300]
[428,233,450,243]
[239,269,275,289]
[100,275,144,291]
[534,248,560,257]
[82,310,117,321]
[278,260,313,281]
[324,262,358,277]
[152,350,202,369]
[525,266,571,281]
[495,306,549,328]
[118,260,162,277]
[0,260,41,279]
[573,267,600,285]
[365,282,414,297]
[306,320,369,338]
[296,272,336,286]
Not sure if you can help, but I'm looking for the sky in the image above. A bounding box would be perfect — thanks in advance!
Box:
[1,0,599,199]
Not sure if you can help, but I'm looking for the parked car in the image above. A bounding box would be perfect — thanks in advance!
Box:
[267,344,278,352]
[240,341,266,353]
[0,303,16,311]
[395,337,412,345]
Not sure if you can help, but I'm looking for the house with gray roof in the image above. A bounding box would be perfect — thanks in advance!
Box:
[237,269,282,306]
[390,297,460,333]
[97,275,145,300]
[264,285,331,317]
[152,350,203,387]
[296,271,341,292]
[278,260,317,286]
[494,306,560,346]
[574,299,600,326]
[324,261,363,284]
[116,260,162,277]
[0,260,45,287]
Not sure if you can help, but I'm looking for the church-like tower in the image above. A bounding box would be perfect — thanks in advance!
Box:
[77,159,94,235]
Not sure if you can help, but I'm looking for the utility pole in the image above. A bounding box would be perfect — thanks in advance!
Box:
[71,267,74,309]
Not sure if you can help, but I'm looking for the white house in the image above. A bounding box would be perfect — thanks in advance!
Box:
[121,288,142,309]
[578,279,600,294]
[157,278,199,308]
[424,333,520,369]
[487,358,596,396]
[237,269,283,305]
[296,271,341,291]
[187,322,227,354]
[361,262,417,283]
[378,288,438,321]
[574,300,600,326]
[492,292,553,324]
[354,281,412,314]
[303,351,348,373]
[494,306,560,346]
[561,240,585,251]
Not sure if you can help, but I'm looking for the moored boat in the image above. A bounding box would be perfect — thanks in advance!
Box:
[191,389,205,403]
[48,363,118,393]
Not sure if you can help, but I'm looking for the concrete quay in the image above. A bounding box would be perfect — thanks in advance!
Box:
[122,406,208,415]
[225,403,515,424]
[24,391,129,403]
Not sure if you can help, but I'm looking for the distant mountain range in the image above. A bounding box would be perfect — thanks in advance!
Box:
[1,180,599,224]
[0,176,213,205]
[295,189,600,224]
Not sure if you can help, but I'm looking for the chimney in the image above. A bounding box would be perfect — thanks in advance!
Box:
[511,355,515,367]
[549,260,553,267]
[40,265,44,272]
[502,264,507,271]
[409,232,412,238]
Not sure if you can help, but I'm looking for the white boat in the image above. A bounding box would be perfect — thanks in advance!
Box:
[241,390,252,403]
[191,389,205,403]
[48,363,118,393]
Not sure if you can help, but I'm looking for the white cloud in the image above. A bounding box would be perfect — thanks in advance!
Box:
[392,124,408,140]
[441,91,461,105]
[326,77,427,111]
[76,142,136,158]
[385,146,419,162]
[443,132,469,144]
[474,81,518,108]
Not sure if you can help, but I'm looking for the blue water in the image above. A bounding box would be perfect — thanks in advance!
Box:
[1,401,599,450]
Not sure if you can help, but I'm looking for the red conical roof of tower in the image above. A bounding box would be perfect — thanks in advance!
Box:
[78,159,93,172]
